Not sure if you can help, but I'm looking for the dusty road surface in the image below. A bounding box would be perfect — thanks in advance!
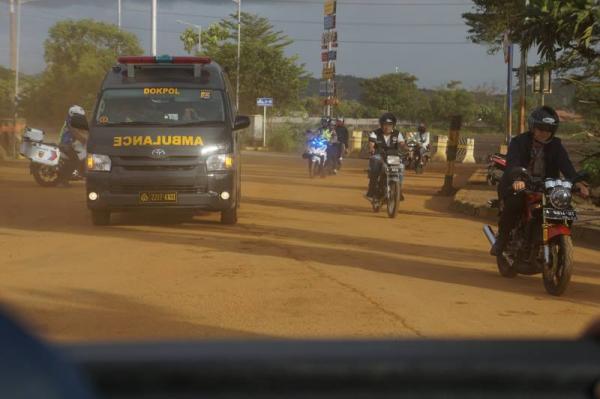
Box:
[0,153,599,342]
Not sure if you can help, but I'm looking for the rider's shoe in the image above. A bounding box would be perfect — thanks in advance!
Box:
[399,192,405,201]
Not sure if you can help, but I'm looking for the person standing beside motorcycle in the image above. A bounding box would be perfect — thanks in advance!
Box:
[490,106,589,256]
[366,112,407,200]
[58,110,89,186]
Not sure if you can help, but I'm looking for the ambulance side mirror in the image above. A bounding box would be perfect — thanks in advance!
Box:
[234,116,250,131]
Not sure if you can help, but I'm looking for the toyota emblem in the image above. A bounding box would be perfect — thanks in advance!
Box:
[151,148,167,159]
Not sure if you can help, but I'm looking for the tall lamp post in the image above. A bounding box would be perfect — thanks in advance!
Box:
[176,20,202,53]
[233,0,241,110]
[151,0,157,55]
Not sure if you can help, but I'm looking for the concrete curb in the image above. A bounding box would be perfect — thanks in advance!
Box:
[452,169,600,248]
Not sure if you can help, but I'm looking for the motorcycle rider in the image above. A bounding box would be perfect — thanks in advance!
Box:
[490,106,589,256]
[334,117,350,171]
[415,122,430,162]
[366,112,407,200]
[58,110,89,186]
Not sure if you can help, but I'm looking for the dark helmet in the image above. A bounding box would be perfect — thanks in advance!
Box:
[417,122,427,133]
[320,116,331,127]
[70,113,89,131]
[528,106,559,135]
[379,112,397,127]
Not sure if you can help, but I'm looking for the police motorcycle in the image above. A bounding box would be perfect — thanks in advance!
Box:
[369,149,405,218]
[302,130,329,178]
[483,167,587,296]
[20,127,86,187]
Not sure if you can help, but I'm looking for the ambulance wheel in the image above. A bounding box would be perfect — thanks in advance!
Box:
[91,210,111,226]
[221,206,238,225]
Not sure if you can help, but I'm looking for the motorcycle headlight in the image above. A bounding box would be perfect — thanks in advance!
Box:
[387,155,401,165]
[207,153,234,171]
[549,187,572,209]
[86,154,111,172]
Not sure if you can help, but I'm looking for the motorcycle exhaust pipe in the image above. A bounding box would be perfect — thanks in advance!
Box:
[483,225,496,246]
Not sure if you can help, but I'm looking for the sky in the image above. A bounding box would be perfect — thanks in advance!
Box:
[0,0,536,90]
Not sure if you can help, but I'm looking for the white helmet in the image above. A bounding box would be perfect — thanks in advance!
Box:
[68,105,85,117]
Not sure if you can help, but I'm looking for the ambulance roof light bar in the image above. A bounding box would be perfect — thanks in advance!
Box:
[118,55,212,79]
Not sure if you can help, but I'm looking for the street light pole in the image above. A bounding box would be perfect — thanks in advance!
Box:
[151,0,157,56]
[234,0,241,110]
[118,0,122,30]
[176,20,202,54]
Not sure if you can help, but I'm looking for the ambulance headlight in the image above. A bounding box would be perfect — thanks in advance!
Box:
[87,154,111,172]
[206,154,234,171]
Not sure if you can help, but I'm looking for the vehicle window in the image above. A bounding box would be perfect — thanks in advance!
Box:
[95,88,225,126]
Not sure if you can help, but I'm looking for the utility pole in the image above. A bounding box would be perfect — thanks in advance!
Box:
[11,0,22,158]
[503,31,513,146]
[237,0,241,110]
[151,0,157,56]
[518,0,530,134]
[518,46,527,133]
[118,0,122,30]
[10,0,17,71]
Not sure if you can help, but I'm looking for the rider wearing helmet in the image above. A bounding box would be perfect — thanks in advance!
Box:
[319,117,333,141]
[416,122,430,156]
[59,105,86,146]
[58,107,89,186]
[335,116,349,169]
[366,112,407,200]
[490,106,589,256]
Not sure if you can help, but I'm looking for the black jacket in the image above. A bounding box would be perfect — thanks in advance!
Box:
[498,131,577,198]
[369,128,403,152]
[335,126,349,146]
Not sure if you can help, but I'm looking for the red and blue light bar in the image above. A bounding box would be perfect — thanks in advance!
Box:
[118,55,211,65]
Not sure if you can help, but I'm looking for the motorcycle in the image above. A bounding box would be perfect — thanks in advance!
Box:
[303,134,328,179]
[483,167,586,296]
[368,149,405,218]
[19,127,86,187]
[486,153,507,186]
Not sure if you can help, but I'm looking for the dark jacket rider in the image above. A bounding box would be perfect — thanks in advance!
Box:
[490,106,590,256]
[366,112,407,200]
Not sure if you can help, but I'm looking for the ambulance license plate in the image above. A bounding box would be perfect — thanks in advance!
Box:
[139,192,178,204]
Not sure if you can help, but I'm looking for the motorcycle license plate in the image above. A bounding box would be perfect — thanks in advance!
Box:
[139,192,178,204]
[544,208,576,220]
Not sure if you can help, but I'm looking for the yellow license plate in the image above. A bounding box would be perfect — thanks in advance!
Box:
[139,192,178,204]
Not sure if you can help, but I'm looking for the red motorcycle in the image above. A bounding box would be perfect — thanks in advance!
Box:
[486,153,506,186]
[483,167,587,296]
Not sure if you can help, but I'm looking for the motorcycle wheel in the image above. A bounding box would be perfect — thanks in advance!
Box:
[542,235,573,296]
[308,160,316,178]
[415,163,423,174]
[386,181,400,218]
[496,253,518,278]
[31,163,60,187]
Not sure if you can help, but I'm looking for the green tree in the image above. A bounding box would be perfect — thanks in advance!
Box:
[429,81,477,123]
[180,13,309,115]
[22,19,142,125]
[361,73,429,121]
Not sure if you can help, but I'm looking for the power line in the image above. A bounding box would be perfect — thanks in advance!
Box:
[123,8,465,27]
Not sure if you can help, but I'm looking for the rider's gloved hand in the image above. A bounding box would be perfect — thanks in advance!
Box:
[576,182,590,198]
[512,181,526,192]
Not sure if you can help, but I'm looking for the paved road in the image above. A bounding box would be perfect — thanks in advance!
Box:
[0,154,599,342]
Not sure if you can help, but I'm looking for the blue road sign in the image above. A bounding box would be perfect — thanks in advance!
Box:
[256,98,274,107]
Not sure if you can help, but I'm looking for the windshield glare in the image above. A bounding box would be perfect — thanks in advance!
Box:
[95,88,225,126]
